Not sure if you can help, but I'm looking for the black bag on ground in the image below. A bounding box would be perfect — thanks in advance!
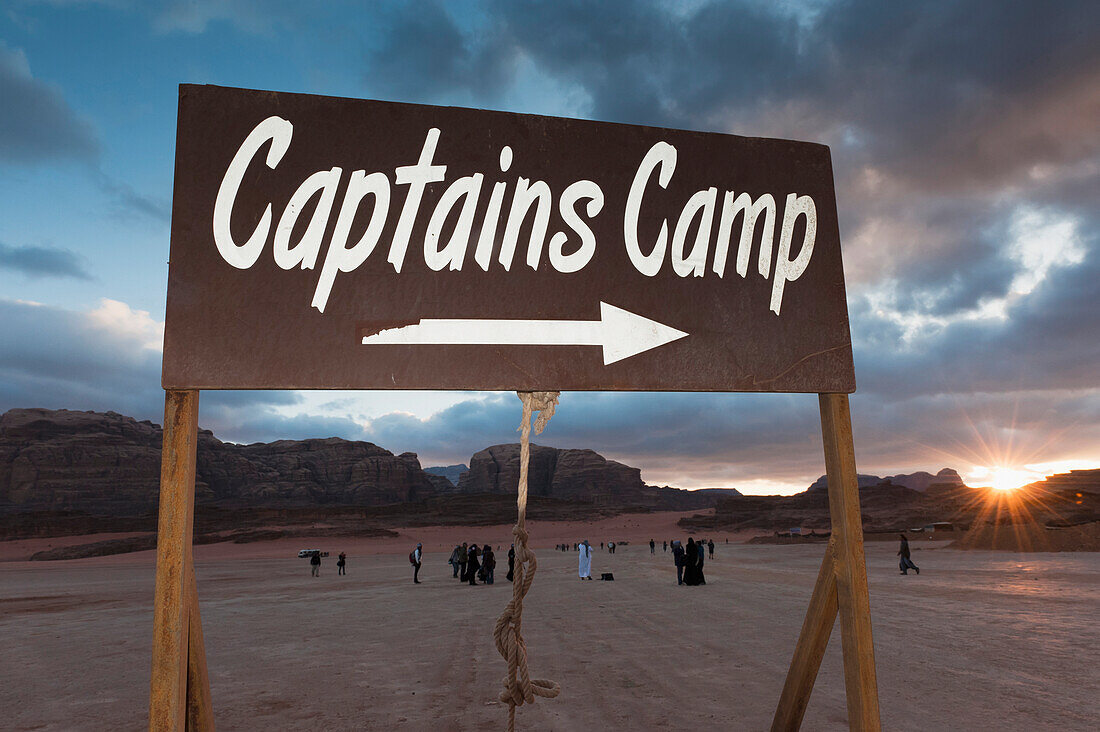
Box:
[600,573,614,581]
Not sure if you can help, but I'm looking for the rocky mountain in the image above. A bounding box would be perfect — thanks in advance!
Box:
[457,443,721,511]
[0,408,438,518]
[0,408,726,539]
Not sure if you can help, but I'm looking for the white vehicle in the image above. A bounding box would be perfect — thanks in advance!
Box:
[297,549,328,558]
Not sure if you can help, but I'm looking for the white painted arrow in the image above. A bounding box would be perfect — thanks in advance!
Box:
[361,301,688,365]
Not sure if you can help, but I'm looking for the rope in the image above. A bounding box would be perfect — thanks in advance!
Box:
[493,391,561,732]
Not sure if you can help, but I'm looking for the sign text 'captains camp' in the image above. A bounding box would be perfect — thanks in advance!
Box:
[214,119,818,317]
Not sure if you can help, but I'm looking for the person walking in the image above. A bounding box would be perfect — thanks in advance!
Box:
[337,552,346,576]
[449,545,461,578]
[663,540,668,553]
[310,551,321,578]
[578,539,593,580]
[898,534,920,575]
[650,539,656,554]
[672,540,684,585]
[411,543,423,584]
[507,544,515,582]
[458,542,468,581]
[466,543,481,585]
[708,539,715,560]
[483,544,496,584]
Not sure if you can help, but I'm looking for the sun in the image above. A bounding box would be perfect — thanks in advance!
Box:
[987,467,1034,492]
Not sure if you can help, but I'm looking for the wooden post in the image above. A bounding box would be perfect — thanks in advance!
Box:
[186,563,215,730]
[819,393,881,730]
[149,390,201,731]
[771,539,839,731]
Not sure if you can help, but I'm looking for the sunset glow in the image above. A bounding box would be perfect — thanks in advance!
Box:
[987,467,1034,492]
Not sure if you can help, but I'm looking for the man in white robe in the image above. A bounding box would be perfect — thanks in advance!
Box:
[578,539,593,579]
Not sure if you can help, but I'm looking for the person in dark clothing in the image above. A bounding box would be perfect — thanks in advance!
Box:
[898,534,919,575]
[672,540,685,585]
[663,540,668,552]
[684,538,706,585]
[412,543,423,584]
[466,543,481,585]
[650,539,656,554]
[458,543,468,581]
[708,539,714,559]
[507,544,515,582]
[310,552,321,577]
[483,545,496,584]
[337,552,346,575]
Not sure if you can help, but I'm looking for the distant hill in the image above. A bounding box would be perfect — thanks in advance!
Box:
[423,464,467,488]
[806,468,964,493]
[685,487,743,498]
[684,468,1099,534]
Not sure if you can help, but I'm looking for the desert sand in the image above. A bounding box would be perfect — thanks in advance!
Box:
[2,514,1098,731]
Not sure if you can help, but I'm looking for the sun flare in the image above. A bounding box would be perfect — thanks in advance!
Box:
[987,467,1034,492]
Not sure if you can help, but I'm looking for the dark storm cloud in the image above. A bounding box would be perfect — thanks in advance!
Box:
[362,0,1100,320]
[0,240,92,280]
[361,0,1100,227]
[363,0,515,104]
[425,0,1100,194]
[0,43,98,163]
[854,235,1100,400]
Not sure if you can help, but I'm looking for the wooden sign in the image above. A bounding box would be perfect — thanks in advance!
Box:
[163,85,855,392]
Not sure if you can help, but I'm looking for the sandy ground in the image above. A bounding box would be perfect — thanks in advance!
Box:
[1,520,1098,731]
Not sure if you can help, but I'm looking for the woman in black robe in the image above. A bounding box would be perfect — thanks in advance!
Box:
[506,544,515,582]
[466,543,481,585]
[683,538,700,585]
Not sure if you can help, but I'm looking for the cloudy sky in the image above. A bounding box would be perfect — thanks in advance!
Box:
[1,0,1098,494]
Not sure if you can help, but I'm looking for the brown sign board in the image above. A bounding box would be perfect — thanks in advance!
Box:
[163,85,854,392]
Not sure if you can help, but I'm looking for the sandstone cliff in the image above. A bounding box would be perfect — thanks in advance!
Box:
[457,443,723,510]
[0,408,437,519]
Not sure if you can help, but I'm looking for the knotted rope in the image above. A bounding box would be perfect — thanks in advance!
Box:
[493,391,561,731]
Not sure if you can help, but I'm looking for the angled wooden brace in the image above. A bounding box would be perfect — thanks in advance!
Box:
[771,394,881,731]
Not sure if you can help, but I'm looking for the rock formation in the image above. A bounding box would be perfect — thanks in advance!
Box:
[0,408,438,520]
[457,443,720,510]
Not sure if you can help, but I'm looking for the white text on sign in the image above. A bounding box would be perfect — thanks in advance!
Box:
[212,117,818,316]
